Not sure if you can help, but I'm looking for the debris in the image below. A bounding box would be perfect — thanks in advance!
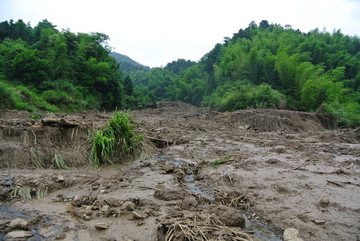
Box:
[283,228,304,241]
[210,205,245,228]
[5,230,33,239]
[56,175,65,183]
[101,205,110,212]
[9,218,28,229]
[319,198,330,207]
[147,136,173,148]
[94,222,110,230]
[121,201,135,211]
[314,219,326,225]
[132,211,147,219]
[157,213,251,241]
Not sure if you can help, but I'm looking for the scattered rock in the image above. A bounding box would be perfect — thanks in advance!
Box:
[72,195,82,207]
[283,228,304,241]
[154,186,187,201]
[101,205,110,212]
[85,206,92,215]
[5,230,33,239]
[163,164,175,173]
[210,205,245,228]
[121,201,135,211]
[266,158,280,164]
[179,196,198,210]
[56,175,65,183]
[319,198,330,207]
[94,222,110,230]
[132,211,147,219]
[105,197,122,207]
[55,232,66,240]
[9,218,28,229]
[314,219,326,225]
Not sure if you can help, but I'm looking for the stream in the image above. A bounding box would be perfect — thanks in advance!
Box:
[156,153,283,241]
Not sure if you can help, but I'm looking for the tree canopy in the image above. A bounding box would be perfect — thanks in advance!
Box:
[128,21,360,127]
[0,19,144,112]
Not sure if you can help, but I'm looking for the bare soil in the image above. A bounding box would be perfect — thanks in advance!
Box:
[0,102,359,241]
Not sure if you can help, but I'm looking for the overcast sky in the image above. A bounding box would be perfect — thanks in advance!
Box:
[1,0,360,67]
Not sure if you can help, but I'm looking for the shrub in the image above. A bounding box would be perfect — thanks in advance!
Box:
[0,81,16,109]
[90,110,143,168]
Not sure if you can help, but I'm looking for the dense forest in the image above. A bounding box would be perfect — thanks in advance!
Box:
[110,52,150,76]
[128,20,360,127]
[0,19,147,112]
[0,19,359,127]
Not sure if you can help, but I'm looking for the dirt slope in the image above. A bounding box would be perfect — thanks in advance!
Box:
[1,102,359,241]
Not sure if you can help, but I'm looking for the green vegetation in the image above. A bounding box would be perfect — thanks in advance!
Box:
[129,21,360,128]
[1,19,359,127]
[90,110,143,168]
[54,153,69,170]
[0,19,144,113]
[110,52,150,75]
[210,156,229,168]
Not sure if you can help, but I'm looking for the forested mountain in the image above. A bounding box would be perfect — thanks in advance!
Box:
[0,19,359,127]
[0,19,146,112]
[110,52,150,75]
[129,20,360,127]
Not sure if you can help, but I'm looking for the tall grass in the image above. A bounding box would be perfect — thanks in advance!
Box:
[90,110,143,168]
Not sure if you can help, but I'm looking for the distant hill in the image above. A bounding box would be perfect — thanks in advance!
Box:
[110,52,150,75]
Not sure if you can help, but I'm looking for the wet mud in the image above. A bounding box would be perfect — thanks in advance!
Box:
[0,102,359,240]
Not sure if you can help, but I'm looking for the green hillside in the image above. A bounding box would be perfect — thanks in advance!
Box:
[129,20,360,127]
[0,19,145,112]
[110,52,150,75]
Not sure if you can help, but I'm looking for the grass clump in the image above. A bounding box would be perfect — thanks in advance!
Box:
[90,110,143,168]
[54,153,69,170]
[210,156,229,168]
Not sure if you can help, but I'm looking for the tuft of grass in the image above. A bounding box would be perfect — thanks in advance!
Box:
[210,157,228,168]
[30,147,44,168]
[18,186,32,199]
[28,113,42,119]
[36,188,48,199]
[54,153,69,170]
[90,110,143,169]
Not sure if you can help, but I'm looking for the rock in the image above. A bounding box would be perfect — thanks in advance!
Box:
[55,232,66,240]
[210,205,245,228]
[121,201,135,211]
[319,198,330,207]
[154,186,187,201]
[163,164,174,173]
[85,206,92,215]
[9,218,28,229]
[5,230,33,239]
[94,222,109,230]
[179,196,198,210]
[314,219,326,225]
[101,205,110,212]
[132,211,147,219]
[57,175,65,183]
[72,195,82,207]
[283,228,304,241]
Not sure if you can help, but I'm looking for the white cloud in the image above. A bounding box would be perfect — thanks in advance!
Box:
[1,0,359,67]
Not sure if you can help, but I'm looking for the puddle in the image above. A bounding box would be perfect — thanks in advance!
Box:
[156,153,283,241]
[0,205,68,241]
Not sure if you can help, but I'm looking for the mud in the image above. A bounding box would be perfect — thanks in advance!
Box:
[1,102,359,241]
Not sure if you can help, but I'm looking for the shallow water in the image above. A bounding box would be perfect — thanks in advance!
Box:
[157,153,283,241]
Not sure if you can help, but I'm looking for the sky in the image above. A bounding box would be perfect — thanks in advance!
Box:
[1,0,360,67]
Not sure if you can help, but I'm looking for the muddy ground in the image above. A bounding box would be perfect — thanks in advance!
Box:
[0,102,359,241]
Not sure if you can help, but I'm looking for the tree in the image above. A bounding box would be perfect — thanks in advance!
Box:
[124,76,134,96]
[10,49,49,85]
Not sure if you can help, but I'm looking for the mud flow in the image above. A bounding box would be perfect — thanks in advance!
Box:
[1,103,359,241]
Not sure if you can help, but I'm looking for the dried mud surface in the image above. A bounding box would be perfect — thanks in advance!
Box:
[1,102,359,241]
